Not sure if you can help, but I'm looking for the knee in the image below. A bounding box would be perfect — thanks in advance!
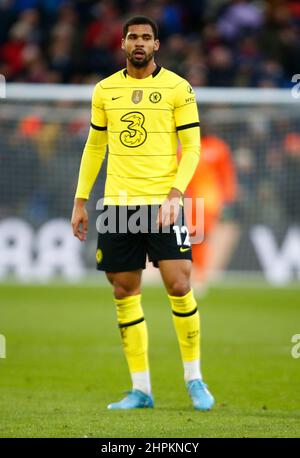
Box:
[106,273,141,299]
[113,285,133,299]
[167,279,190,297]
[112,282,140,300]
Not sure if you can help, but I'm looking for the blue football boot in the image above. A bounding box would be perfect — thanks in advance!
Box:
[107,389,154,410]
[187,379,215,411]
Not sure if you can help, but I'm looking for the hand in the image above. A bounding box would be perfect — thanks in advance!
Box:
[156,188,182,228]
[71,198,88,241]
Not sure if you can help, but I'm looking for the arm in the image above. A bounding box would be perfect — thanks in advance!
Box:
[173,125,200,194]
[72,84,107,241]
[74,126,107,200]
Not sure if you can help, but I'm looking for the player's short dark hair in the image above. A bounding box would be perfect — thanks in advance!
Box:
[123,16,159,40]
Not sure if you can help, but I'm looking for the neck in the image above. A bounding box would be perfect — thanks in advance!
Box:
[126,60,157,79]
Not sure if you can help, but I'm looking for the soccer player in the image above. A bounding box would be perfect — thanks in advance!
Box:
[71,16,214,411]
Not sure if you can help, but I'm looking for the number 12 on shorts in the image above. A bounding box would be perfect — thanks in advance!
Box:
[173,225,191,246]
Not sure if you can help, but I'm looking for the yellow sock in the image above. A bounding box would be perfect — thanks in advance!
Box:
[114,294,149,375]
[168,290,200,363]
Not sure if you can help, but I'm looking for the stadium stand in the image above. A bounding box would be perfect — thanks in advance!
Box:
[0,0,300,87]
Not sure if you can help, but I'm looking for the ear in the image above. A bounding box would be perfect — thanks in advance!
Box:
[121,38,125,50]
[154,39,160,52]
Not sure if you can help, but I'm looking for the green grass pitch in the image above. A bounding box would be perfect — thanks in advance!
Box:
[0,283,300,438]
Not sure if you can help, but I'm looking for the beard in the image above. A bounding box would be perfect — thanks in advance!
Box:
[127,50,154,68]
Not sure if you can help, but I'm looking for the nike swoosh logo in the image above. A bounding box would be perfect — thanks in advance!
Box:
[180,247,191,253]
[112,96,122,100]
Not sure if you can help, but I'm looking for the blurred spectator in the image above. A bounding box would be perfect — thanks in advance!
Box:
[216,0,263,42]
[184,128,239,293]
[207,45,236,86]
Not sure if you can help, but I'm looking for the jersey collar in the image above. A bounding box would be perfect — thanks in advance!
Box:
[123,65,161,78]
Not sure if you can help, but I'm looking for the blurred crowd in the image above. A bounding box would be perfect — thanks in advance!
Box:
[1,0,300,87]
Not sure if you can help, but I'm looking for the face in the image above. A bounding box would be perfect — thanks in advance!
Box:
[121,24,160,68]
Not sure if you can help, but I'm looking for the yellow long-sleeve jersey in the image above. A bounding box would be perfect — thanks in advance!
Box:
[75,66,200,205]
